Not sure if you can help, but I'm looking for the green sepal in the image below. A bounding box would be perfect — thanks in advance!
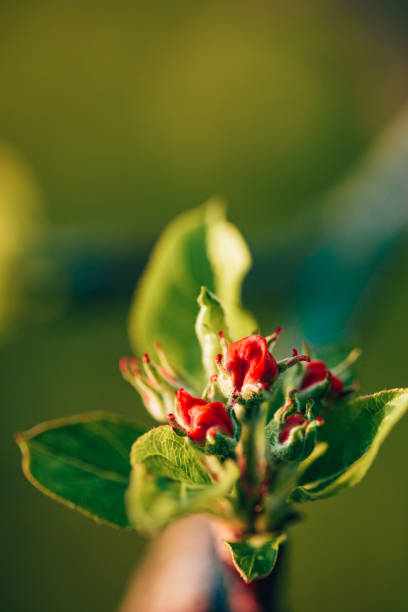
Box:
[204,429,237,460]
[231,406,242,441]
[265,417,319,463]
[195,286,230,377]
[15,412,145,528]
[296,376,331,407]
[224,533,286,583]
[291,389,408,501]
[202,404,242,459]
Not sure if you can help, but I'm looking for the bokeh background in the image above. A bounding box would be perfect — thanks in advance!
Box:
[2,1,408,610]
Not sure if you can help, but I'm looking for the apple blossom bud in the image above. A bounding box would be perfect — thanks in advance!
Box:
[265,390,324,462]
[169,389,234,446]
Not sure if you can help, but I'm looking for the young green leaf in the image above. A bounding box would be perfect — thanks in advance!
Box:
[130,425,212,486]
[126,464,184,532]
[225,534,286,583]
[195,286,229,377]
[129,426,238,532]
[206,211,256,340]
[15,412,144,527]
[128,199,257,382]
[291,389,408,501]
[126,455,239,532]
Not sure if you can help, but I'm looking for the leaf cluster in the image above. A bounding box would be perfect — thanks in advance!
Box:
[16,200,408,582]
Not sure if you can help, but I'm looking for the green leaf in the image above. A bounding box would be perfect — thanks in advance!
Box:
[128,199,257,382]
[195,286,229,377]
[225,534,286,583]
[128,426,238,532]
[291,389,408,501]
[126,455,239,532]
[206,210,256,340]
[130,425,212,486]
[15,412,144,527]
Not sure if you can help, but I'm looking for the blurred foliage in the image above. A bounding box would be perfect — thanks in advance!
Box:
[0,142,42,334]
[1,0,407,238]
[295,106,408,345]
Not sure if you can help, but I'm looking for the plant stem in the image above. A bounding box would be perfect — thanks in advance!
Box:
[241,420,257,486]
[248,543,290,612]
[239,409,261,529]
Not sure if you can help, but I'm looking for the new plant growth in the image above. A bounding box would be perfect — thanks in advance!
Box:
[16,201,408,595]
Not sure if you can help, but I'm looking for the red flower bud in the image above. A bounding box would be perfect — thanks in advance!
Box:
[300,359,344,393]
[170,389,233,443]
[278,413,308,444]
[225,334,278,392]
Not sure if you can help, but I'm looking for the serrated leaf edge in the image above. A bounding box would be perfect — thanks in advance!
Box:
[130,425,213,486]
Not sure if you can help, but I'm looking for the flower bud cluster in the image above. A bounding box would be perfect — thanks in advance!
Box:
[120,326,354,463]
[265,389,324,462]
[119,343,181,422]
[165,330,313,457]
[120,343,238,457]
[265,352,352,463]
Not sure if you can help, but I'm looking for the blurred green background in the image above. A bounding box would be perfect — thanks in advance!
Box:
[2,1,408,610]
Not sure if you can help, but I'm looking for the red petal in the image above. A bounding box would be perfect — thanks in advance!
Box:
[188,401,233,443]
[301,360,344,394]
[176,388,206,427]
[329,373,344,393]
[225,335,278,390]
[300,360,328,389]
[279,413,307,444]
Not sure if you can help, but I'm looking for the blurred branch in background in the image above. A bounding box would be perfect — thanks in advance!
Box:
[296,105,408,344]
